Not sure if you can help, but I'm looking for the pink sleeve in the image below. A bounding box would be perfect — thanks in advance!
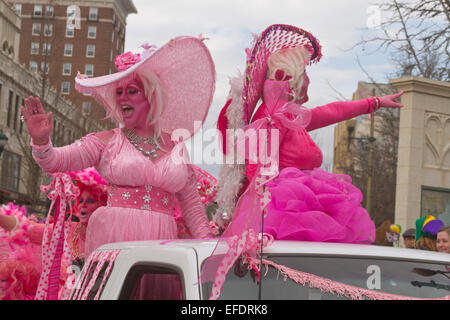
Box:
[31,133,106,174]
[306,98,376,132]
[175,165,212,239]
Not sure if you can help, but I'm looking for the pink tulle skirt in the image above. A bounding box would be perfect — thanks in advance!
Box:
[85,207,177,259]
[263,167,375,244]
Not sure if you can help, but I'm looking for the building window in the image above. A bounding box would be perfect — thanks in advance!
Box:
[41,62,49,74]
[64,43,73,56]
[33,5,43,17]
[88,26,97,39]
[31,42,40,55]
[88,8,98,21]
[29,61,38,73]
[15,4,22,16]
[20,98,24,134]
[45,5,54,17]
[85,64,94,77]
[82,102,92,116]
[62,63,72,76]
[32,23,41,36]
[42,43,51,55]
[1,151,21,192]
[86,44,95,58]
[13,95,20,131]
[66,25,74,38]
[44,24,53,37]
[6,90,13,128]
[61,82,70,95]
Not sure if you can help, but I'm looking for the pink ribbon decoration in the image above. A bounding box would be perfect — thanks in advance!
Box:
[244,256,450,300]
[68,249,120,300]
[209,230,274,300]
[236,80,311,165]
[34,173,79,300]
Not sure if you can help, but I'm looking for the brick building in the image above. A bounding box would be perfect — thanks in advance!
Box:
[10,0,137,122]
[0,0,115,212]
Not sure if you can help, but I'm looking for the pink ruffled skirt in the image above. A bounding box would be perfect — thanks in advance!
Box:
[85,207,177,259]
[263,167,375,244]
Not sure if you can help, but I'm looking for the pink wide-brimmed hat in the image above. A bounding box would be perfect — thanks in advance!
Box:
[242,24,322,124]
[75,36,216,139]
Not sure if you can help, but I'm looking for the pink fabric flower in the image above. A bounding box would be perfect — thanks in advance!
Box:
[115,51,141,71]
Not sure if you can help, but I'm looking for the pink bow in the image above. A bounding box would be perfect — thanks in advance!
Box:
[209,229,274,300]
[236,80,311,165]
[35,173,79,300]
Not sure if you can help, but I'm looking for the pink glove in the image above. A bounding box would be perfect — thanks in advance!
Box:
[378,91,404,109]
[20,96,53,145]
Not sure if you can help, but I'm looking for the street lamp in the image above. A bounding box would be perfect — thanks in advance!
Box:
[0,129,8,156]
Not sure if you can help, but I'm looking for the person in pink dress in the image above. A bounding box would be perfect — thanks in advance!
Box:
[0,168,108,300]
[20,36,216,299]
[204,24,404,299]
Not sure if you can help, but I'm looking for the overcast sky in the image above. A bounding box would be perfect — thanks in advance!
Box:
[124,0,396,176]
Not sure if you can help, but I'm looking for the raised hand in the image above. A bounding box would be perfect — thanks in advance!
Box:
[379,91,404,109]
[20,96,53,145]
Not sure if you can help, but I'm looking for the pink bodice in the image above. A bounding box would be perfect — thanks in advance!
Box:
[96,128,190,192]
[245,81,376,180]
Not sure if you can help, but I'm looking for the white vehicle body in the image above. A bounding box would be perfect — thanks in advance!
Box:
[69,239,450,300]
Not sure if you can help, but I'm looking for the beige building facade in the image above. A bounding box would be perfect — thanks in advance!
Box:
[391,76,450,229]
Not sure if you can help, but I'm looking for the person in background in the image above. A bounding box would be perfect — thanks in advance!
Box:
[436,226,450,253]
[402,228,416,249]
[415,215,444,251]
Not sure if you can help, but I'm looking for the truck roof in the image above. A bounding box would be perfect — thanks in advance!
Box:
[97,239,450,264]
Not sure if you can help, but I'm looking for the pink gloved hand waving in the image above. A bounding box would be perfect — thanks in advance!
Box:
[20,96,53,145]
[379,91,404,109]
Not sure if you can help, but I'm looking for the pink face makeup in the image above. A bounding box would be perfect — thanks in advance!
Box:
[115,78,150,129]
[78,190,102,226]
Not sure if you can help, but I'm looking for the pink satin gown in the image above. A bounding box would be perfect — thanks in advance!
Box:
[32,128,212,259]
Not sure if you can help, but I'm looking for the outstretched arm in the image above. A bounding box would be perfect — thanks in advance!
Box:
[175,165,212,239]
[306,92,403,132]
[21,96,106,173]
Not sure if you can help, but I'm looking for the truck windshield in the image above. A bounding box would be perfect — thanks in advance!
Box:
[201,255,450,300]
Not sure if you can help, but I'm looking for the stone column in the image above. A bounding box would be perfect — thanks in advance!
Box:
[390,76,450,230]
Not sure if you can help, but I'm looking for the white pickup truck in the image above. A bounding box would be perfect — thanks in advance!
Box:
[68,239,450,300]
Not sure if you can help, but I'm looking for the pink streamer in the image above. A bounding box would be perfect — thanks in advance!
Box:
[244,256,450,300]
[34,174,79,300]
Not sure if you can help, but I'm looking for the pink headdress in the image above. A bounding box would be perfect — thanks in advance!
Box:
[75,36,216,141]
[242,24,322,124]
[67,167,108,196]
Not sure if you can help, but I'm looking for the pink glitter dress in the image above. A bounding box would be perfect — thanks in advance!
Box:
[32,128,212,259]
